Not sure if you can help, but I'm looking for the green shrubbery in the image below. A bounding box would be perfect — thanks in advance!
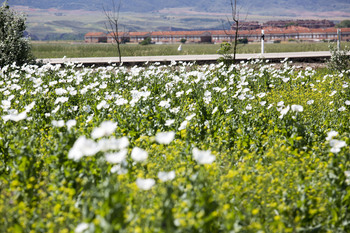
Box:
[328,42,350,72]
[0,2,34,67]
[139,37,153,45]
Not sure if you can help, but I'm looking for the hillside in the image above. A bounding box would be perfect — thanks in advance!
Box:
[5,0,350,40]
[7,0,350,14]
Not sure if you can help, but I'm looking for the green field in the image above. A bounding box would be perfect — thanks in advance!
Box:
[32,41,350,58]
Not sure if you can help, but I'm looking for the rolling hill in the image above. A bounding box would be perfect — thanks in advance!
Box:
[6,0,350,14]
[4,0,350,40]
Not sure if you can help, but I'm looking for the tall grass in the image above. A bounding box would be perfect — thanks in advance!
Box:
[31,41,350,58]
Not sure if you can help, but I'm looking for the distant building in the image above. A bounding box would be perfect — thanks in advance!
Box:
[107,32,130,43]
[231,21,262,30]
[84,27,350,44]
[84,32,107,43]
[263,20,335,29]
[150,31,211,44]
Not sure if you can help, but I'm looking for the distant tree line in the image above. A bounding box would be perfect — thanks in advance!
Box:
[27,32,85,41]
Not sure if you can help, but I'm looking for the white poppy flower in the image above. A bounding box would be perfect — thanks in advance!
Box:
[131,147,148,162]
[68,136,99,161]
[155,131,175,144]
[2,111,27,122]
[307,100,314,105]
[1,99,11,110]
[55,88,67,95]
[338,106,346,112]
[136,178,155,190]
[24,101,36,113]
[105,149,128,164]
[110,164,128,175]
[192,148,215,165]
[329,139,347,153]
[159,99,171,108]
[326,131,338,141]
[75,223,89,233]
[91,121,117,139]
[52,105,60,114]
[52,120,65,127]
[291,105,303,112]
[164,119,175,127]
[178,120,188,130]
[329,90,337,97]
[282,78,290,83]
[185,114,196,121]
[176,91,184,97]
[97,100,109,110]
[279,105,290,119]
[54,97,69,105]
[66,119,77,130]
[257,92,266,98]
[158,171,176,182]
[98,136,129,152]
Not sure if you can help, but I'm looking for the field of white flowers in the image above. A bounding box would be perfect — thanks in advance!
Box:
[1,59,350,232]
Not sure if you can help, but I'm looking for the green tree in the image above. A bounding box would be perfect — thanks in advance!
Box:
[336,19,350,28]
[0,1,34,67]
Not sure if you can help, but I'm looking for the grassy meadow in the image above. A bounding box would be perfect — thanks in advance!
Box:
[32,41,350,58]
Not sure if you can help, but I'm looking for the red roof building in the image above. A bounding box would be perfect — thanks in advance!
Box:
[84,32,107,43]
[84,27,350,44]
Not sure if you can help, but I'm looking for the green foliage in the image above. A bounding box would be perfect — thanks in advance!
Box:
[216,42,235,66]
[328,42,350,72]
[336,19,350,28]
[180,38,187,44]
[139,37,153,45]
[0,2,34,67]
[238,38,248,44]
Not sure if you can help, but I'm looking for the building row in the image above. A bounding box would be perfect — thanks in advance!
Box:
[232,20,335,30]
[84,26,350,44]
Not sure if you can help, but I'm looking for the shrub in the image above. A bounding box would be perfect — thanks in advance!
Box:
[238,38,248,44]
[216,42,234,66]
[139,37,153,45]
[328,42,350,72]
[0,2,34,67]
